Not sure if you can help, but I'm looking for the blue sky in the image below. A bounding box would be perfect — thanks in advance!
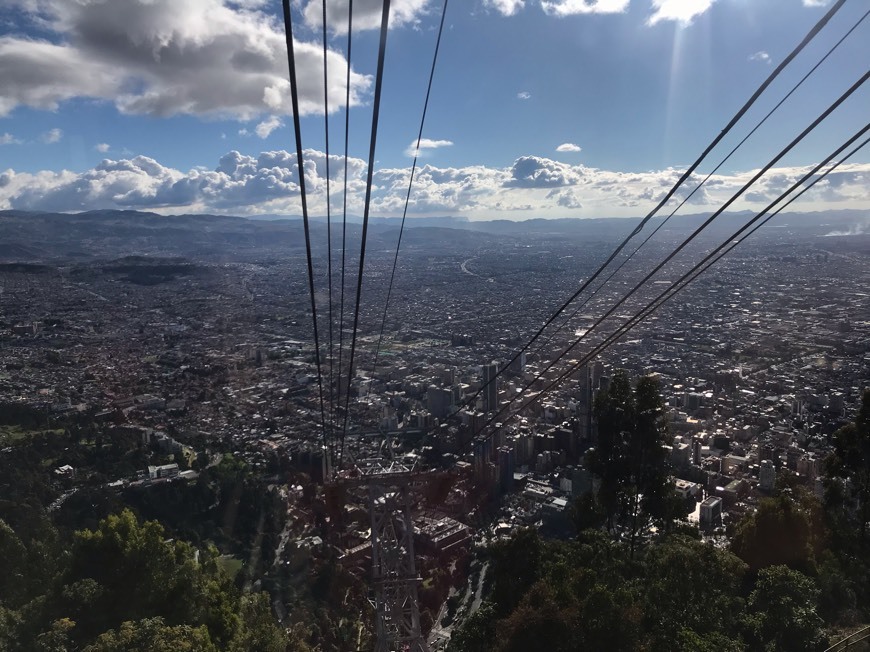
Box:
[0,0,867,218]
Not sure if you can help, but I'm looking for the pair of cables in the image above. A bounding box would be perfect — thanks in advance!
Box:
[457,2,867,452]
[281,0,390,463]
[451,0,852,420]
[467,121,869,456]
[282,0,450,466]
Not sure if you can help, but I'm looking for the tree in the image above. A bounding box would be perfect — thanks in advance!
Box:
[34,618,76,652]
[588,371,634,530]
[83,617,217,652]
[449,601,497,652]
[642,536,747,650]
[226,594,287,652]
[731,494,822,574]
[588,372,673,556]
[487,528,542,616]
[0,520,29,608]
[570,493,606,534]
[59,510,283,650]
[493,583,578,652]
[627,375,672,553]
[825,389,870,539]
[744,565,827,652]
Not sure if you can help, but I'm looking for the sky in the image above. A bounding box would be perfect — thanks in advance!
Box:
[0,0,867,219]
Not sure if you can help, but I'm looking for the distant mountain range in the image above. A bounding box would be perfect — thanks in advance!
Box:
[253,209,868,234]
[0,208,865,262]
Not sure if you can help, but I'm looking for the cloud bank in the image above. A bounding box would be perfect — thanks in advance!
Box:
[0,0,372,119]
[301,0,431,34]
[2,149,867,218]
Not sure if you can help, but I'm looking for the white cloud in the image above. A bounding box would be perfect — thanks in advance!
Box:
[39,128,63,144]
[0,36,120,117]
[301,0,430,35]
[405,138,453,157]
[802,0,831,6]
[2,150,868,218]
[749,51,770,63]
[255,115,283,139]
[505,156,586,188]
[647,0,715,26]
[0,133,21,145]
[484,0,525,16]
[95,143,111,152]
[540,0,629,17]
[0,0,371,119]
[547,189,583,208]
[556,143,582,153]
[517,91,531,100]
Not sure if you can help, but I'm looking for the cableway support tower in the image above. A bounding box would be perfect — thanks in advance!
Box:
[345,457,428,652]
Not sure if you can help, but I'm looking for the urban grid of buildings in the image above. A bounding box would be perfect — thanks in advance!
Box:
[0,212,867,645]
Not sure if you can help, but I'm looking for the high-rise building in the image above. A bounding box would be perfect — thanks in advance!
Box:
[498,446,515,493]
[440,366,456,386]
[474,437,495,483]
[483,362,499,413]
[591,361,605,389]
[700,496,723,526]
[427,385,453,419]
[759,459,776,492]
[571,465,592,496]
[692,439,702,466]
[508,352,526,375]
[575,365,593,441]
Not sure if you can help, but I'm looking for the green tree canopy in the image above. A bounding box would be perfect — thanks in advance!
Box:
[744,565,827,652]
[588,371,673,555]
[83,617,217,652]
[731,494,823,574]
[643,535,747,645]
[825,389,870,539]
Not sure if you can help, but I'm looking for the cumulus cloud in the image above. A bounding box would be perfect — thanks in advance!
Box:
[484,0,526,16]
[40,128,63,144]
[505,156,584,188]
[647,0,716,26]
[556,143,582,153]
[405,138,453,157]
[0,0,371,119]
[547,189,583,208]
[1,150,868,218]
[0,133,21,145]
[749,51,770,63]
[373,162,508,213]
[255,115,283,139]
[541,0,629,17]
[301,0,430,35]
[0,36,119,117]
[517,91,531,100]
[95,143,111,153]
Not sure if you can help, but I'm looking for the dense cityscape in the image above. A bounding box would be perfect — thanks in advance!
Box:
[1,208,868,650]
